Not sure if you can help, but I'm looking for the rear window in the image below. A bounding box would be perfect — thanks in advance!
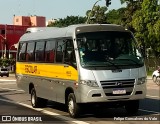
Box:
[1,69,8,71]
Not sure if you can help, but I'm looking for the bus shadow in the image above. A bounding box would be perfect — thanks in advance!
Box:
[47,101,68,112]
[45,98,160,119]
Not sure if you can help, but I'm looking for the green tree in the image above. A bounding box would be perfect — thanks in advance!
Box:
[48,16,86,27]
[106,8,126,24]
[120,0,142,31]
[86,5,107,24]
[132,0,160,57]
[120,0,134,4]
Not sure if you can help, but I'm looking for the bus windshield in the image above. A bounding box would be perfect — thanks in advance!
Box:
[76,31,144,69]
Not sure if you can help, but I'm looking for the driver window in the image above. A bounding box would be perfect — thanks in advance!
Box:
[64,40,76,66]
[56,40,64,63]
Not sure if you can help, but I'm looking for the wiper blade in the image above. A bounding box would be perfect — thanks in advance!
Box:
[116,58,141,65]
[82,60,120,69]
[105,60,121,69]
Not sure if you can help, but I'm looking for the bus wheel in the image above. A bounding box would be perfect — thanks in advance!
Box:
[31,88,39,108]
[125,100,139,115]
[68,93,80,118]
[31,88,47,108]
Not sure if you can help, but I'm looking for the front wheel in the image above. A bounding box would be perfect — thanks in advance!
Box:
[152,75,157,82]
[68,93,80,118]
[125,100,139,115]
[155,77,160,86]
[31,88,47,108]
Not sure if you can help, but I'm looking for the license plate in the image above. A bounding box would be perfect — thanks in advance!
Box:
[113,89,126,94]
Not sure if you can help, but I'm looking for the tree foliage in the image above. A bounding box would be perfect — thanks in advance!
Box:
[86,5,107,24]
[121,1,141,31]
[106,8,126,24]
[132,0,160,57]
[48,16,86,27]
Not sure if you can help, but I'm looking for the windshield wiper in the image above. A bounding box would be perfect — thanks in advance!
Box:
[105,59,121,70]
[116,58,142,65]
[82,60,120,70]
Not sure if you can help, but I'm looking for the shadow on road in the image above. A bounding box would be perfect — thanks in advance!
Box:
[45,98,160,120]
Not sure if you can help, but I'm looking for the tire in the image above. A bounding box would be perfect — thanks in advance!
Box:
[152,75,157,82]
[31,88,47,108]
[125,100,139,115]
[67,93,80,118]
[155,77,160,86]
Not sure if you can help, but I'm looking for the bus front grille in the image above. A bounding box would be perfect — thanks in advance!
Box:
[100,79,135,96]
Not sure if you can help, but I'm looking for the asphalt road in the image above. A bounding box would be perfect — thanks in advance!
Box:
[0,74,159,124]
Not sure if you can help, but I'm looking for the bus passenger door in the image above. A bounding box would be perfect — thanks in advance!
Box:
[63,39,78,88]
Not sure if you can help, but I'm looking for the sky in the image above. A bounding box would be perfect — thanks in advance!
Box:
[0,0,126,25]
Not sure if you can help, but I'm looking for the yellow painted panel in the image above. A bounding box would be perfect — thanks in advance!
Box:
[16,62,78,81]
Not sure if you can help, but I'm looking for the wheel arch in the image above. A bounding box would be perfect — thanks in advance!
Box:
[29,83,34,94]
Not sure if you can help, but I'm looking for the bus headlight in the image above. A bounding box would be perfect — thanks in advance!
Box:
[80,80,98,87]
[137,77,146,85]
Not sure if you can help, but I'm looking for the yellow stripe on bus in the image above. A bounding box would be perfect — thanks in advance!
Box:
[16,62,78,81]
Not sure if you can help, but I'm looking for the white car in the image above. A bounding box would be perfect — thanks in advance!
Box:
[152,70,160,83]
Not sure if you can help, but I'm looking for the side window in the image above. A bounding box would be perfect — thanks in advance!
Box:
[45,40,56,62]
[26,42,35,62]
[56,40,65,63]
[18,43,27,61]
[35,41,45,62]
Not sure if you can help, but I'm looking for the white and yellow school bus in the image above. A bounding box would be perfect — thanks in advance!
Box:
[16,24,146,118]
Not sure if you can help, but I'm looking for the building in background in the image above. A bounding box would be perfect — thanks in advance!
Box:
[0,24,29,59]
[30,16,46,27]
[13,16,46,27]
[46,18,57,26]
[0,15,46,60]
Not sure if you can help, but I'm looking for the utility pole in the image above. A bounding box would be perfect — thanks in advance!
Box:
[4,24,7,59]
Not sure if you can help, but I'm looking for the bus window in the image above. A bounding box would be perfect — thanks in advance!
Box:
[35,41,45,62]
[26,42,35,62]
[56,40,64,63]
[18,43,27,61]
[45,40,56,62]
